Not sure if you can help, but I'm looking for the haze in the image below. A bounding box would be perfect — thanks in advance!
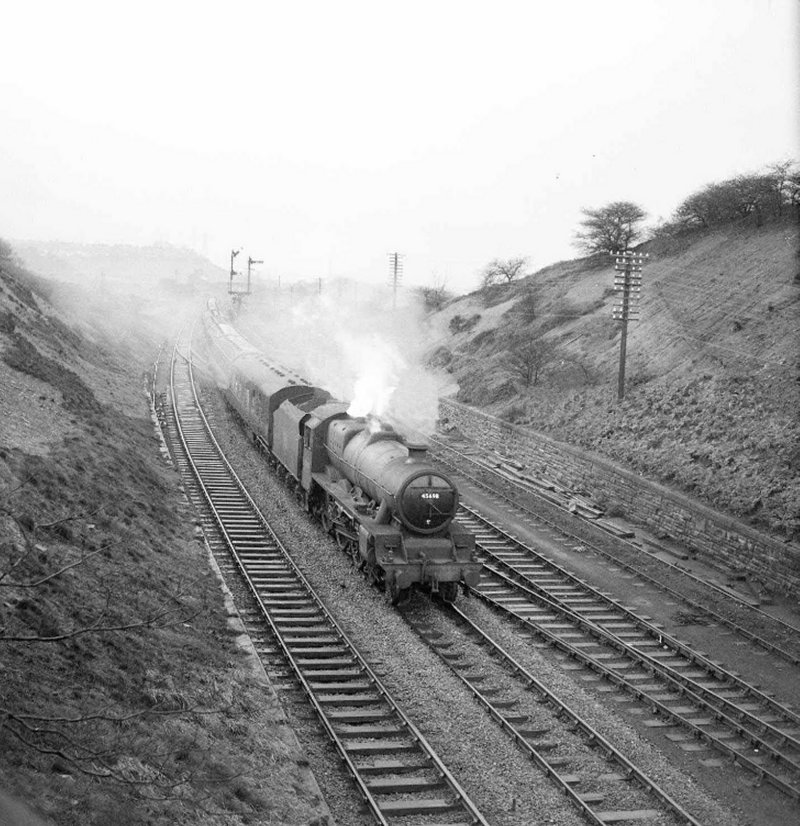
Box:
[2,0,797,293]
[235,287,457,437]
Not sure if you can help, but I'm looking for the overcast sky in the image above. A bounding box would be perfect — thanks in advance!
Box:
[2,0,797,293]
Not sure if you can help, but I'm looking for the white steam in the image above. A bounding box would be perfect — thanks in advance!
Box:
[346,334,403,419]
[237,284,457,438]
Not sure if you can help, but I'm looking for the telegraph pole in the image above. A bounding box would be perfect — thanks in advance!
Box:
[388,252,404,310]
[612,250,647,401]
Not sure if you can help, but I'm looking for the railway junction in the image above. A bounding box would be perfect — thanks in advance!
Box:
[149,325,800,826]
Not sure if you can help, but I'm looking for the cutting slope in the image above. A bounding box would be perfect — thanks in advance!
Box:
[428,221,799,539]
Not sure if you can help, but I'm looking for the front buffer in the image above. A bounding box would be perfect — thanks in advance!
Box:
[359,518,481,604]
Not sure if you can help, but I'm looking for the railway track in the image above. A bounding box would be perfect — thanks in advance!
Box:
[455,505,800,800]
[430,436,800,665]
[157,328,799,822]
[402,600,703,826]
[165,340,490,826]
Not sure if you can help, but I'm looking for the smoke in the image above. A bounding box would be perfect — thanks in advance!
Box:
[345,333,404,419]
[10,241,224,364]
[237,283,457,438]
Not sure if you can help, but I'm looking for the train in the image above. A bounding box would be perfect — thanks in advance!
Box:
[199,298,481,604]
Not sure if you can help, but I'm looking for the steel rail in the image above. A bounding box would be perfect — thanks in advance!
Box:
[430,436,800,664]
[464,552,800,798]
[471,567,800,798]
[440,602,704,826]
[458,503,800,760]
[458,504,800,739]
[168,338,489,826]
[399,600,705,825]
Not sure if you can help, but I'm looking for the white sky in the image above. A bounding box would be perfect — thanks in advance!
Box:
[1,0,797,293]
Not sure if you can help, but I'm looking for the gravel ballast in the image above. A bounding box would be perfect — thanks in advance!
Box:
[195,385,768,825]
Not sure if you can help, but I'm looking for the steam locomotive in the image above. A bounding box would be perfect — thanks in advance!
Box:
[200,299,481,604]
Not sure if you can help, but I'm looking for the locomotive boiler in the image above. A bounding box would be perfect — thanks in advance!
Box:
[200,299,481,604]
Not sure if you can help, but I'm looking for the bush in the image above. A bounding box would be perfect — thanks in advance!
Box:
[449,314,480,334]
[479,283,513,308]
[427,346,453,369]
[467,328,496,353]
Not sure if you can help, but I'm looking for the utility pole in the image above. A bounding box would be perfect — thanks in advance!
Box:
[612,250,647,401]
[388,252,404,310]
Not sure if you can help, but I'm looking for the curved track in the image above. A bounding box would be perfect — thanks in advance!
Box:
[166,338,489,826]
[456,505,800,799]
[430,436,800,665]
[401,600,704,826]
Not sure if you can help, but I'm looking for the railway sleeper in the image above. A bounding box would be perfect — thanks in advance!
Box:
[309,679,373,691]
[316,693,385,706]
[378,797,461,816]
[344,741,420,754]
[595,809,662,822]
[366,776,446,794]
[303,668,364,681]
[327,709,392,722]
[335,725,406,739]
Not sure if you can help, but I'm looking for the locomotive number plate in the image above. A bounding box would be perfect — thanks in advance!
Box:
[421,493,440,499]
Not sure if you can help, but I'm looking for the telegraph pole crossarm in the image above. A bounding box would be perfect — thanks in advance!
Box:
[612,250,647,401]
[388,252,404,310]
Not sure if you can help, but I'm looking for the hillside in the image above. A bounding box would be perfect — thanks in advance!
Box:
[11,240,228,291]
[426,221,800,540]
[0,252,329,824]
[0,222,797,820]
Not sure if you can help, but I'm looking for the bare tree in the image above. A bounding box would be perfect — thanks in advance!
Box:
[788,170,800,223]
[764,161,794,218]
[506,335,555,388]
[674,163,799,230]
[574,201,647,253]
[416,275,452,312]
[481,257,528,288]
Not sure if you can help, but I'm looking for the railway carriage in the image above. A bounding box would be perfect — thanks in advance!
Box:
[200,299,481,603]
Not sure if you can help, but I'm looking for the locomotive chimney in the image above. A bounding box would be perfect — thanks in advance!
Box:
[365,419,399,446]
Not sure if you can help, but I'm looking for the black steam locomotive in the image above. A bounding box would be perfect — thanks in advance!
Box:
[200,299,481,604]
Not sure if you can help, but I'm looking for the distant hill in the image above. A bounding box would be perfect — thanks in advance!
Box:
[0,247,328,824]
[12,240,228,293]
[9,241,230,358]
[425,220,800,540]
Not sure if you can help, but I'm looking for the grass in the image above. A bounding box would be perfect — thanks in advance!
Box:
[435,220,800,540]
[0,259,330,823]
[1,429,328,824]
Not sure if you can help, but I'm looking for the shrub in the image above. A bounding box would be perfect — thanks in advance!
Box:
[449,314,480,334]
